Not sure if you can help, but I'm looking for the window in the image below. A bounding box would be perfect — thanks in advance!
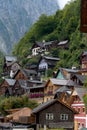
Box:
[46,113,54,120]
[83,107,85,112]
[60,114,68,120]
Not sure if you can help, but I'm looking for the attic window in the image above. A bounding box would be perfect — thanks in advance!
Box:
[46,113,54,120]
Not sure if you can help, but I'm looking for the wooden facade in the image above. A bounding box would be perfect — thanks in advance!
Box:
[32,99,78,130]
[80,0,87,32]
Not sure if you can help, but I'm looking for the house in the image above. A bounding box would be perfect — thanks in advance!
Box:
[3,55,17,76]
[13,69,38,81]
[29,83,45,104]
[71,87,87,129]
[43,78,75,102]
[0,78,16,96]
[54,86,72,103]
[31,41,45,56]
[6,107,35,124]
[80,51,87,75]
[31,41,58,56]
[38,56,60,76]
[55,67,80,80]
[12,79,30,96]
[32,99,78,130]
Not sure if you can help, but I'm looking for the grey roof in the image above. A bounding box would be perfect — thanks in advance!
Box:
[58,40,68,45]
[22,69,37,77]
[63,68,80,73]
[55,86,71,94]
[28,80,44,84]
[75,87,87,101]
[43,56,60,61]
[29,84,44,89]
[50,78,75,86]
[82,51,87,56]
[5,56,17,62]
[67,79,75,86]
[18,80,29,89]
[5,79,16,86]
[32,99,77,114]
[74,74,87,84]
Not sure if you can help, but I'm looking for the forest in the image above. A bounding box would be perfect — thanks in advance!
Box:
[12,0,87,70]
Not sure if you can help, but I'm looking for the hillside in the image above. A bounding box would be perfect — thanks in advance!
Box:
[0,0,59,54]
[13,0,87,69]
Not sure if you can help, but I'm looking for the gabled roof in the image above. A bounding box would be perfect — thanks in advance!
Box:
[5,55,17,62]
[5,78,16,86]
[6,107,32,121]
[32,99,78,114]
[55,86,71,94]
[74,87,87,101]
[55,67,80,79]
[47,78,75,86]
[73,74,87,84]
[31,41,57,50]
[13,69,37,78]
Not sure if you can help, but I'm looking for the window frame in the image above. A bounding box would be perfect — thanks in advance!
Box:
[46,113,54,120]
[60,114,68,120]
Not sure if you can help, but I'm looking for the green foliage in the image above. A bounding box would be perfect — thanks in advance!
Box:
[12,0,87,69]
[0,95,38,115]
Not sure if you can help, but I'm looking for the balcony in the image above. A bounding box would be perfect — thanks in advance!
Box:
[29,93,44,98]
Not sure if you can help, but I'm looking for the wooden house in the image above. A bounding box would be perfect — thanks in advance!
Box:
[80,51,87,75]
[12,79,30,96]
[0,78,16,96]
[31,41,58,56]
[3,55,17,76]
[43,78,75,103]
[13,69,38,80]
[6,107,35,124]
[32,99,78,130]
[29,84,45,104]
[55,67,80,80]
[71,87,87,129]
[38,56,60,76]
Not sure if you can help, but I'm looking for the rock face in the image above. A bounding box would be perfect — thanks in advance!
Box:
[0,0,59,54]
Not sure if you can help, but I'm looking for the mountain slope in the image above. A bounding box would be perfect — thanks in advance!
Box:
[0,0,59,54]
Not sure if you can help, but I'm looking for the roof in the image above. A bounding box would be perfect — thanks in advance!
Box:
[43,56,60,61]
[6,107,32,121]
[5,78,16,86]
[32,99,78,114]
[14,69,37,78]
[18,80,29,89]
[55,86,71,94]
[63,68,80,73]
[58,40,68,45]
[82,51,87,56]
[74,87,87,101]
[29,84,44,89]
[5,55,17,62]
[73,74,87,84]
[49,78,75,86]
